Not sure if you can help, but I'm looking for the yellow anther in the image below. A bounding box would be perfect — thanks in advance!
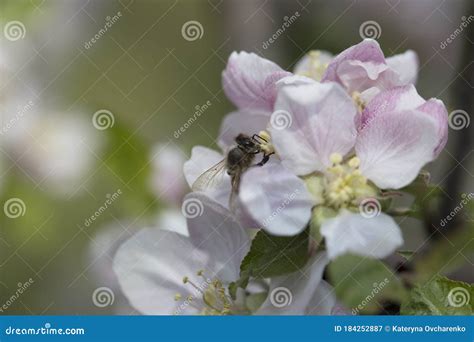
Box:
[330,153,343,165]
[323,153,376,208]
[297,50,330,81]
[174,293,182,301]
[182,276,189,284]
[348,157,360,168]
[197,270,204,276]
[351,92,366,112]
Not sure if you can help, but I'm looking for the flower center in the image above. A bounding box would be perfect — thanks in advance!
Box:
[174,270,233,315]
[297,50,329,81]
[323,153,375,208]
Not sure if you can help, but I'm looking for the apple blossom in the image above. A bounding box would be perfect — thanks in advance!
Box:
[239,80,447,260]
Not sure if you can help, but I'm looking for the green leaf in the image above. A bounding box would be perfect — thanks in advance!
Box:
[328,254,406,314]
[229,228,310,298]
[401,275,473,315]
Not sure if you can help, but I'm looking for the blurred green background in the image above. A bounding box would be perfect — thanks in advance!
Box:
[0,0,472,314]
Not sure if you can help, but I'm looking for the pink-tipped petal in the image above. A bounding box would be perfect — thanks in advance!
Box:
[360,85,425,128]
[416,98,448,157]
[356,109,439,189]
[222,51,291,111]
[322,39,386,87]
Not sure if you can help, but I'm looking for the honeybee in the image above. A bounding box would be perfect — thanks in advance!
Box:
[192,133,273,202]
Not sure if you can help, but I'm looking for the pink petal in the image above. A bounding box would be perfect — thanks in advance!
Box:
[222,51,291,111]
[336,59,389,94]
[322,39,386,88]
[270,82,357,175]
[360,85,448,157]
[416,99,448,157]
[356,109,439,189]
[360,85,425,128]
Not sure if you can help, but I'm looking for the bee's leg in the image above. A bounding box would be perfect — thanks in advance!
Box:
[255,152,274,167]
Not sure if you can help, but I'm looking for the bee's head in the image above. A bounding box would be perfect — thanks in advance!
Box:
[235,133,258,152]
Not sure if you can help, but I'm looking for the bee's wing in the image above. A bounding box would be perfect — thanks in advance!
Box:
[192,159,227,192]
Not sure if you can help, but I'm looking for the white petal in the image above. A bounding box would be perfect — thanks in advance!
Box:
[356,109,439,189]
[256,253,331,315]
[308,280,338,315]
[218,110,269,151]
[183,146,223,187]
[321,210,403,260]
[386,50,418,85]
[186,192,250,283]
[271,82,357,175]
[113,227,209,315]
[156,209,188,236]
[239,162,313,236]
[183,146,232,204]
